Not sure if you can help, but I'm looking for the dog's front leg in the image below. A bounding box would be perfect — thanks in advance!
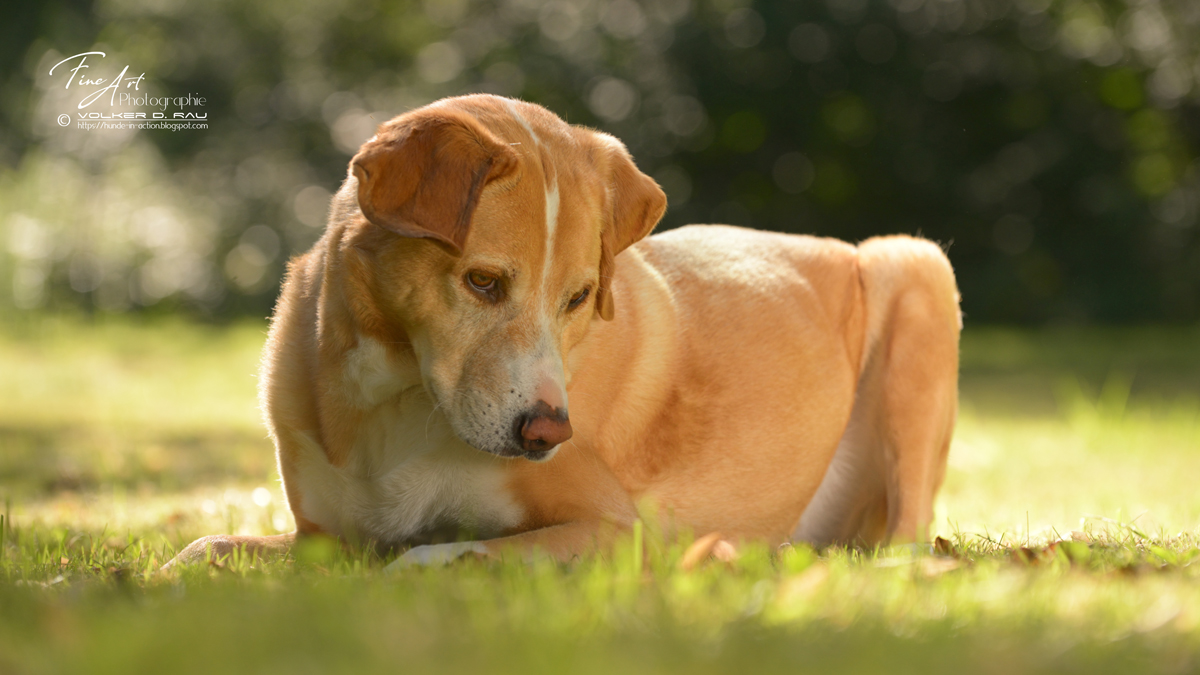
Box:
[162,533,295,570]
[386,520,614,571]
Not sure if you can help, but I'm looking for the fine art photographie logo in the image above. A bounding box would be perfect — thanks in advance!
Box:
[50,51,209,132]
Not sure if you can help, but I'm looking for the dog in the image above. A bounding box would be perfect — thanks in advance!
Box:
[167,94,960,569]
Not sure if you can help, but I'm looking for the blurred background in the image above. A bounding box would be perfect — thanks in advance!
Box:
[2,0,1198,324]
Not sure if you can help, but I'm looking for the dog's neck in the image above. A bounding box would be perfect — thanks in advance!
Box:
[342,334,422,409]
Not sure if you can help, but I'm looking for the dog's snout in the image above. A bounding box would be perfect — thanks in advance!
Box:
[517,401,572,454]
[534,377,566,412]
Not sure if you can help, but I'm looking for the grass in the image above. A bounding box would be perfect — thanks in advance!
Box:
[1,314,1198,674]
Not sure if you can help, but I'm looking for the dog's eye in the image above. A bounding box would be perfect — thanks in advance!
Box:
[466,271,498,294]
[568,287,590,310]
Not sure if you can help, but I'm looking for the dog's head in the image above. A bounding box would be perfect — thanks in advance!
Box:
[341,95,665,461]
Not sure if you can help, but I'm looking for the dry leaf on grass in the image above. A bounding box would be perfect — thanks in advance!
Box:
[933,536,955,557]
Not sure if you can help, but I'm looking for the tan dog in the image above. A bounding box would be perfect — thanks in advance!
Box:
[169,94,960,568]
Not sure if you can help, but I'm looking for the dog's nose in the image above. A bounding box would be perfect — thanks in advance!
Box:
[517,400,572,453]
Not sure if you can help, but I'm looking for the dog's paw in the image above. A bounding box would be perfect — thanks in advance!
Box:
[385,541,490,572]
[160,533,293,571]
[161,535,241,570]
[680,532,739,571]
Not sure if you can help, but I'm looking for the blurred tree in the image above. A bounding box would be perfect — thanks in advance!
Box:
[664,0,1200,323]
[1,0,1197,323]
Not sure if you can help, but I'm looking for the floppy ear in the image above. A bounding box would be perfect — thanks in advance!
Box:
[595,144,667,321]
[351,111,518,254]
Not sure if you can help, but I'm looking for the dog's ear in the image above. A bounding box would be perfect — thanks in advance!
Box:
[596,143,667,321]
[351,111,518,254]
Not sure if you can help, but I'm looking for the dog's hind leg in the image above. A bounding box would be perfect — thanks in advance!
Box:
[793,236,959,547]
[791,352,888,546]
[859,236,960,544]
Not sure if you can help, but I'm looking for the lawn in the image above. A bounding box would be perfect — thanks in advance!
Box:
[1,314,1198,674]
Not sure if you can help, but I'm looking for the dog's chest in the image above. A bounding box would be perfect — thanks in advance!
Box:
[350,405,523,545]
[293,340,524,546]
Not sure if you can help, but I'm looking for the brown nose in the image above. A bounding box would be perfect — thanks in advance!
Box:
[517,400,572,453]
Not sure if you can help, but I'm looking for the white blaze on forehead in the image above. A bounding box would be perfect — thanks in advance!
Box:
[501,97,559,298]
[503,98,539,146]
[530,177,568,414]
[541,179,560,297]
[503,98,568,412]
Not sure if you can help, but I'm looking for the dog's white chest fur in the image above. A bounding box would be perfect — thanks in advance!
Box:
[290,337,524,546]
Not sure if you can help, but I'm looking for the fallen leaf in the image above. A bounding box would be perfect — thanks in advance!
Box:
[933,537,954,556]
[1012,547,1038,565]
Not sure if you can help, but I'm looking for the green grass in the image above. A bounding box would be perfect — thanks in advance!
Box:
[1,315,1198,674]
